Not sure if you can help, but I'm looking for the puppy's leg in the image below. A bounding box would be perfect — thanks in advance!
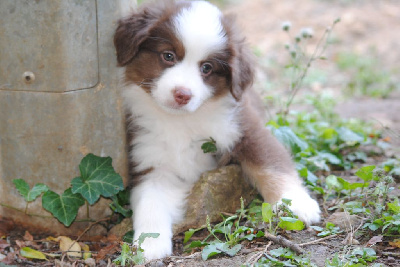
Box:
[131,170,187,260]
[236,125,320,225]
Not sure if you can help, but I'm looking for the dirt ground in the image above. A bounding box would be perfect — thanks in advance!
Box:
[1,0,399,266]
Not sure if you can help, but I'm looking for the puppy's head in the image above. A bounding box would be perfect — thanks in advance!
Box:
[114,0,253,113]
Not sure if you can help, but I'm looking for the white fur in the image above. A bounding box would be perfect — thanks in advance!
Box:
[125,85,242,260]
[282,187,321,225]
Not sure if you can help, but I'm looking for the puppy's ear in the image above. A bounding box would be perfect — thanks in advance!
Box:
[230,43,254,100]
[223,15,255,100]
[114,7,159,66]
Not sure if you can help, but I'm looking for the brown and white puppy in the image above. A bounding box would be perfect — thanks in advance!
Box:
[114,0,320,260]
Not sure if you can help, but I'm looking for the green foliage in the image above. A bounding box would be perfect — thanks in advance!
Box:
[311,222,343,237]
[71,154,124,205]
[114,233,160,266]
[336,51,397,98]
[13,179,49,202]
[42,188,85,227]
[251,247,317,267]
[267,93,382,197]
[185,197,307,261]
[202,242,241,260]
[326,247,381,267]
[201,137,218,154]
[12,154,127,227]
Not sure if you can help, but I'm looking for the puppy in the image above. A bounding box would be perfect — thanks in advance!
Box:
[114,0,320,260]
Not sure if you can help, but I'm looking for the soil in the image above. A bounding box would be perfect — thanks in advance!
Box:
[1,0,399,266]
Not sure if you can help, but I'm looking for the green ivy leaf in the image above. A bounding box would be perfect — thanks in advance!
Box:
[13,179,49,202]
[278,217,305,231]
[110,195,132,218]
[122,230,134,243]
[71,154,124,205]
[42,188,85,227]
[201,138,217,154]
[137,233,160,247]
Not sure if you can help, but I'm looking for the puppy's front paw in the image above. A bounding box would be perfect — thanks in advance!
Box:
[135,232,172,261]
[282,189,321,225]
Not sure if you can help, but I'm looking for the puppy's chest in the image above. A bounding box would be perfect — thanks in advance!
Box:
[131,104,241,180]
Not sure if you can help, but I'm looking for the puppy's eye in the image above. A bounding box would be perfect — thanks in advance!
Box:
[200,63,213,76]
[161,52,176,65]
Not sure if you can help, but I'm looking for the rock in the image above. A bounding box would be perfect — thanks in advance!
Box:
[109,165,257,238]
[173,165,257,234]
[108,217,132,238]
[327,212,363,231]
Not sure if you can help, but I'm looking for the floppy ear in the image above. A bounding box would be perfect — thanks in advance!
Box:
[230,43,254,100]
[114,7,159,66]
[222,15,255,100]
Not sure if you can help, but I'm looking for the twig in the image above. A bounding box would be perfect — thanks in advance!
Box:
[168,251,201,260]
[381,251,400,258]
[264,232,304,254]
[246,241,272,266]
[67,217,110,252]
[299,234,337,246]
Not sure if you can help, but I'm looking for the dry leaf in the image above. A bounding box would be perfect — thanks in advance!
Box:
[366,235,383,246]
[23,231,33,241]
[95,243,118,261]
[0,239,10,249]
[389,239,400,248]
[56,236,82,258]
[15,240,26,248]
[80,242,91,260]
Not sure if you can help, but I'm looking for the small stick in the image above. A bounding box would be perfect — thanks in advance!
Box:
[381,251,400,258]
[264,232,304,254]
[299,234,337,246]
[67,217,110,253]
[246,241,272,266]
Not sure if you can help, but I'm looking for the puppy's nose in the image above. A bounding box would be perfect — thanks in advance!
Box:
[173,87,192,105]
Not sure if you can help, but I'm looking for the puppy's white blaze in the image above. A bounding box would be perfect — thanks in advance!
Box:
[153,62,213,113]
[124,85,241,183]
[174,1,227,59]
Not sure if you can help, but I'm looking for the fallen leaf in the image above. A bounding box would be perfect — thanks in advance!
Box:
[366,235,383,246]
[80,242,91,260]
[20,247,47,260]
[95,243,118,261]
[15,240,26,248]
[389,239,400,248]
[56,236,82,258]
[0,239,10,249]
[23,231,33,241]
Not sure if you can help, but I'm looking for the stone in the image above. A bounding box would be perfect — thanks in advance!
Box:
[109,165,257,238]
[327,211,363,231]
[173,165,257,234]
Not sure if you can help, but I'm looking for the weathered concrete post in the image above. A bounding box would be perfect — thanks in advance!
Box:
[0,0,133,235]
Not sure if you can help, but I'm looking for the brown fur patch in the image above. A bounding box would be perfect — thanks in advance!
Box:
[231,89,302,203]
